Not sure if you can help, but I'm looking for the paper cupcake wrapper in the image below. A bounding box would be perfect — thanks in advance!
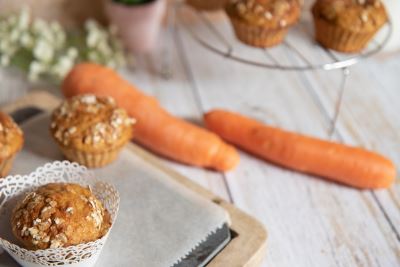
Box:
[59,146,123,168]
[186,0,227,11]
[0,154,16,178]
[229,17,290,48]
[0,161,120,267]
[313,16,378,53]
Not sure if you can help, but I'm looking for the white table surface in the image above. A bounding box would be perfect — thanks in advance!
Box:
[1,17,400,267]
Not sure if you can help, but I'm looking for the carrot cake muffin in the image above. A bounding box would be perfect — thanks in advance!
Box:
[312,0,388,52]
[11,183,111,250]
[50,94,135,168]
[0,112,24,177]
[226,0,301,47]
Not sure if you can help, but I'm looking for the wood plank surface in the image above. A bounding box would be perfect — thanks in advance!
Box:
[174,10,400,267]
[0,6,399,266]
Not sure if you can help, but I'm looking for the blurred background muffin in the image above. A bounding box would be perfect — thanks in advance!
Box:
[11,183,111,250]
[0,112,23,177]
[50,94,135,168]
[312,0,388,52]
[225,0,301,47]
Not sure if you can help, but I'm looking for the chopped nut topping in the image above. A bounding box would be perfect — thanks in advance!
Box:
[66,207,74,214]
[265,11,273,20]
[68,127,77,134]
[54,218,63,225]
[80,95,97,104]
[28,227,39,236]
[50,240,62,249]
[360,11,369,23]
[41,206,52,216]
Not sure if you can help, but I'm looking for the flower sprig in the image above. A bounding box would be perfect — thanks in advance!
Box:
[0,8,127,82]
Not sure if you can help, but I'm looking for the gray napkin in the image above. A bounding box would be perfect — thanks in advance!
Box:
[0,113,230,267]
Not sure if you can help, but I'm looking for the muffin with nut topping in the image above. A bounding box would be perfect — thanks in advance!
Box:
[0,111,24,177]
[226,0,301,47]
[312,0,388,52]
[11,183,111,250]
[50,94,135,168]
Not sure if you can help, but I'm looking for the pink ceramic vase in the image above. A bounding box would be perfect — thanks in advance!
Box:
[105,0,166,53]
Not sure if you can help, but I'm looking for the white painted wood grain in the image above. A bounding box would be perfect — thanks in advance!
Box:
[175,14,400,267]
[0,10,399,266]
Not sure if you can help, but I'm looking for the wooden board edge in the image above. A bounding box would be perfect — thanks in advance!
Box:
[1,90,268,267]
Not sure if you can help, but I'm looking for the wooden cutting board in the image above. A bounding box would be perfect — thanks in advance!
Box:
[1,91,267,267]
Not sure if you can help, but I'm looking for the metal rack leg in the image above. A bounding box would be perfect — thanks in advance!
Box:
[329,67,350,138]
[159,2,175,80]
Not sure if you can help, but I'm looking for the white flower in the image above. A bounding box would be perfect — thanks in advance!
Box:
[28,61,46,81]
[10,28,21,42]
[33,39,54,63]
[17,7,30,30]
[54,30,66,48]
[50,22,66,48]
[20,32,34,48]
[50,21,62,34]
[0,55,10,67]
[0,40,10,52]
[87,29,101,48]
[97,41,112,56]
[85,20,98,31]
[32,19,46,33]
[52,56,74,78]
[67,47,78,59]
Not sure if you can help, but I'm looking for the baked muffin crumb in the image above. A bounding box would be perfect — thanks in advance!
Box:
[50,94,135,167]
[11,183,111,250]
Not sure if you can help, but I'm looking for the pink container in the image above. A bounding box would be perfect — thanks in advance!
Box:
[104,0,166,53]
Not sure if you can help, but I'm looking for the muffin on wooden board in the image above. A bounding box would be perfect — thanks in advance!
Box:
[226,0,301,47]
[11,183,111,250]
[0,112,23,177]
[186,0,228,11]
[312,0,388,53]
[50,94,135,168]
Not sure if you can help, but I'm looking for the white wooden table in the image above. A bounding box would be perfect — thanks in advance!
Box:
[1,18,400,267]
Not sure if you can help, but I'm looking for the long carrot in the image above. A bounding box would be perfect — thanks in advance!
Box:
[62,63,239,171]
[204,109,396,189]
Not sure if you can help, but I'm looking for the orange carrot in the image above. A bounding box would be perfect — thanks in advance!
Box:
[204,109,396,189]
[62,63,239,171]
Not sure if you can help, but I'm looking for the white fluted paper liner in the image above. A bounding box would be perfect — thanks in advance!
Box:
[0,161,120,267]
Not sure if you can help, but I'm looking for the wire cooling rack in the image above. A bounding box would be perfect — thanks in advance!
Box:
[173,2,393,137]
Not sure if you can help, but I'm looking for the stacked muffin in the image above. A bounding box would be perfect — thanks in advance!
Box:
[225,0,301,47]
[312,0,388,52]
[0,112,23,177]
[50,94,135,168]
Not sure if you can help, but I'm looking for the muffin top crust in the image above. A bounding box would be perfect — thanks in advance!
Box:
[50,94,135,152]
[0,112,24,160]
[312,0,387,32]
[226,0,301,27]
[11,183,111,250]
